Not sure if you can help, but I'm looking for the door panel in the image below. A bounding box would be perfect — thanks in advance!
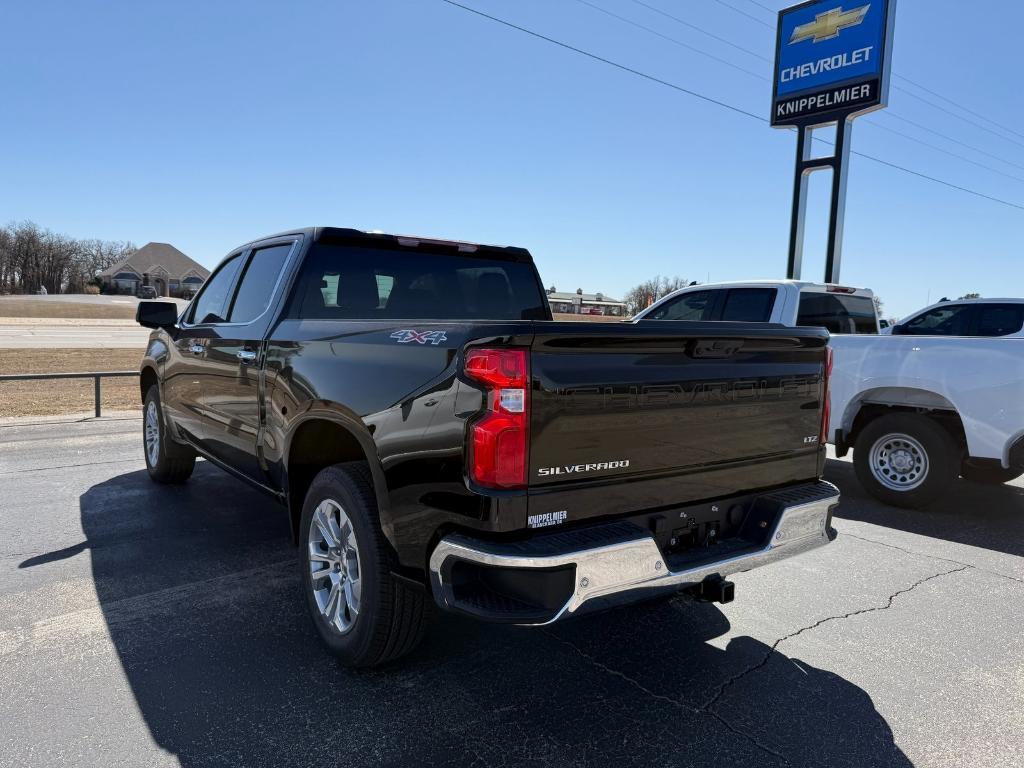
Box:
[190,242,296,482]
[162,253,246,441]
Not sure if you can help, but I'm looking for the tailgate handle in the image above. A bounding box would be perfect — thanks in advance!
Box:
[691,339,744,358]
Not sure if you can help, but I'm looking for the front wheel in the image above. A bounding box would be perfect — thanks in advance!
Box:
[853,413,959,508]
[299,463,428,667]
[143,386,196,484]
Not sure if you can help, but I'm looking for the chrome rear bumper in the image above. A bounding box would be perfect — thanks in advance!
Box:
[428,481,839,624]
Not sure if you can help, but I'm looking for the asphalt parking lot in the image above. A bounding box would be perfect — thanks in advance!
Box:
[1,418,1022,767]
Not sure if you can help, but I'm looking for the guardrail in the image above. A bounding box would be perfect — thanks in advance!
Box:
[0,371,139,418]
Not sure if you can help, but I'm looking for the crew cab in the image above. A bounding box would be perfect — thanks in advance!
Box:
[633,280,879,335]
[136,227,838,666]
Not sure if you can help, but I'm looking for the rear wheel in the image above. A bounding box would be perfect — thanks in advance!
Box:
[299,463,428,667]
[960,463,1023,485]
[853,413,959,508]
[143,386,196,484]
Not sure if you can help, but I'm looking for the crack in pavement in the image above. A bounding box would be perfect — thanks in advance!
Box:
[543,630,792,765]
[698,565,971,717]
[842,531,1024,585]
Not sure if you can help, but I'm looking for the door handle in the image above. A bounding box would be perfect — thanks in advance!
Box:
[188,344,205,355]
[236,349,257,363]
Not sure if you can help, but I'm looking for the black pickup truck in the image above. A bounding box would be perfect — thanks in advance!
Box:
[136,227,838,667]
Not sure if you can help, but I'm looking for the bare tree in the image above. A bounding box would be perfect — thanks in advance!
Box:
[958,292,982,300]
[624,275,692,316]
[0,221,137,294]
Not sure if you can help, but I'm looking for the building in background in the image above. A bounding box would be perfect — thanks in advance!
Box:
[546,287,627,317]
[100,242,209,298]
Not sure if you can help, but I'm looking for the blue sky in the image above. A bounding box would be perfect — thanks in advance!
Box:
[3,0,1022,318]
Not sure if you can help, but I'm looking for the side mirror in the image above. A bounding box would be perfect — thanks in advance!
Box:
[136,301,179,330]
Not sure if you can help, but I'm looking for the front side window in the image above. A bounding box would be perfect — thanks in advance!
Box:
[720,288,775,322]
[898,305,973,336]
[189,254,244,324]
[228,244,293,323]
[975,305,1024,337]
[646,291,712,321]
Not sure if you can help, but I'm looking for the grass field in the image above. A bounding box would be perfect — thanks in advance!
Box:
[0,349,143,417]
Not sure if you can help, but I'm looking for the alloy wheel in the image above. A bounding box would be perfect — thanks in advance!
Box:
[307,499,362,635]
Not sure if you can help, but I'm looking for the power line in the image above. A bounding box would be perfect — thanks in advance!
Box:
[893,74,1024,143]
[626,0,770,62]
[875,111,1024,174]
[890,85,1024,152]
[708,0,773,28]
[863,121,1024,186]
[438,0,765,122]
[572,0,763,79]
[575,0,1024,182]
[437,0,1024,213]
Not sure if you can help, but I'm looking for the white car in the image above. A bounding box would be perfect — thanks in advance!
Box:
[829,333,1024,506]
[883,298,1024,338]
[633,280,879,334]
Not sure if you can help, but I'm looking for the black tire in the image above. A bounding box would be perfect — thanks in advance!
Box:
[960,463,1024,485]
[143,386,196,484]
[299,462,428,668]
[853,413,959,508]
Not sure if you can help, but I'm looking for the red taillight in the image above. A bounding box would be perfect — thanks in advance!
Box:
[465,348,529,489]
[820,346,834,444]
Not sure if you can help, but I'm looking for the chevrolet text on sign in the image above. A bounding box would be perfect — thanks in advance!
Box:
[771,0,895,127]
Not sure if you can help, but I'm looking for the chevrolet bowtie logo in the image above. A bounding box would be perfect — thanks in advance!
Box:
[790,4,870,44]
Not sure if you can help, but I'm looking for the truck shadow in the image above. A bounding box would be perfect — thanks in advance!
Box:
[72,467,911,767]
[826,457,1024,558]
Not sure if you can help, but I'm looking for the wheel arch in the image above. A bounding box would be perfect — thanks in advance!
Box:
[843,387,966,455]
[283,412,391,546]
[139,364,159,403]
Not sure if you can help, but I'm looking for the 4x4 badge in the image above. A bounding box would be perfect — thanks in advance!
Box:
[390,330,448,345]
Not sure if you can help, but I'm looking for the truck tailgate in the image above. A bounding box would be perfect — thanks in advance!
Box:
[528,321,827,500]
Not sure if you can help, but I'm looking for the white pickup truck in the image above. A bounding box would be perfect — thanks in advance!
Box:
[636,282,1024,507]
[830,299,1024,506]
[633,280,879,333]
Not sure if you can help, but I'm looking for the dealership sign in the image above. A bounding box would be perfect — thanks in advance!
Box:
[771,0,895,126]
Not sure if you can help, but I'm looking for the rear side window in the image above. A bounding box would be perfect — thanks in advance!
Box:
[720,288,775,322]
[189,254,244,324]
[975,305,1024,336]
[646,291,712,321]
[898,304,972,336]
[287,243,546,320]
[228,244,292,323]
[797,293,877,334]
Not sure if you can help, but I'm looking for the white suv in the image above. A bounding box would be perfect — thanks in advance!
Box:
[886,298,1024,338]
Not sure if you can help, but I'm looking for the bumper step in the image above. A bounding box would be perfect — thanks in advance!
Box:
[429,481,839,624]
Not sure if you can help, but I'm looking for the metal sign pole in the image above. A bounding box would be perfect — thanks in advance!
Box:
[824,117,853,283]
[786,125,812,280]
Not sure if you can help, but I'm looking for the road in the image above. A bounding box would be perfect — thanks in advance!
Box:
[0,322,150,349]
[1,419,1022,767]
